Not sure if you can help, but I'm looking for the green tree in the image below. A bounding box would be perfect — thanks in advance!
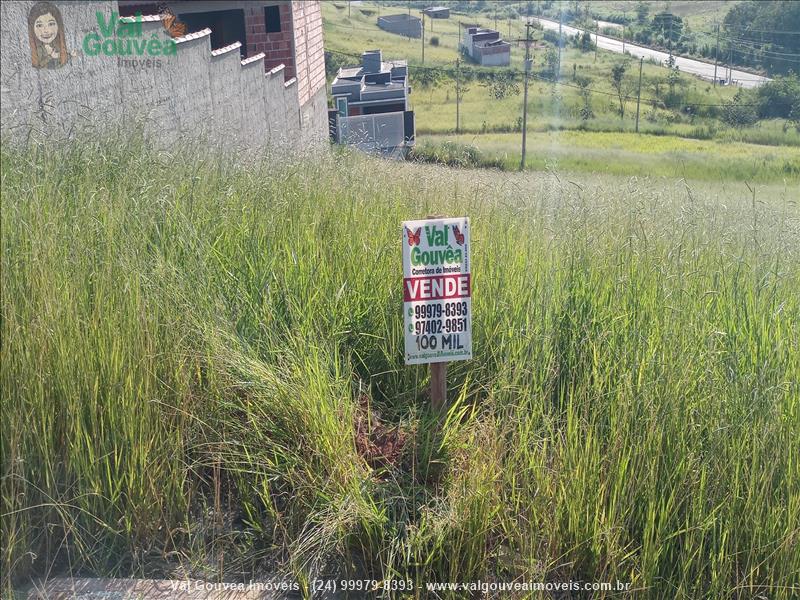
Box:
[755,73,800,119]
[723,1,800,76]
[722,90,758,127]
[664,54,684,108]
[479,70,521,100]
[575,74,594,120]
[543,48,559,79]
[636,1,649,25]
[411,67,444,101]
[611,62,631,118]
[651,12,683,47]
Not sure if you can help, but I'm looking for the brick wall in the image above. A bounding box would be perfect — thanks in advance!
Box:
[245,2,295,79]
[290,0,326,107]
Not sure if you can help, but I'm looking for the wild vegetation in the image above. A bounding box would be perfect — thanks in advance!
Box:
[2,139,799,598]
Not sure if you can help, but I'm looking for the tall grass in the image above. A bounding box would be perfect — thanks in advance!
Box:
[412,133,800,181]
[1,140,799,598]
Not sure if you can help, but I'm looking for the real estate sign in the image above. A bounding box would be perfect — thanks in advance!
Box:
[402,217,472,365]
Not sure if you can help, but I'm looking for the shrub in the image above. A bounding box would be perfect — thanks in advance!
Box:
[722,90,759,127]
[429,36,439,46]
[756,74,800,119]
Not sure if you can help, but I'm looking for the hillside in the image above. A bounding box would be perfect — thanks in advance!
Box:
[323,0,799,180]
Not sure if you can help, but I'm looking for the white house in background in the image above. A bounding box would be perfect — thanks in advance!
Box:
[461,25,511,66]
[329,50,415,156]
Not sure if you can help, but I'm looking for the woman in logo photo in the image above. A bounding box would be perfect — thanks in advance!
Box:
[28,1,69,69]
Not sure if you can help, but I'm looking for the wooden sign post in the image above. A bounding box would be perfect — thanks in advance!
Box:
[402,216,472,411]
[430,362,448,409]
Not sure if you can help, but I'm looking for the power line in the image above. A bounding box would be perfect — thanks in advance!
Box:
[700,34,800,58]
[724,29,800,36]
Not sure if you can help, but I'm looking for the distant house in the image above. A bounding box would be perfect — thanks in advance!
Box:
[377,14,422,38]
[461,26,511,66]
[423,6,450,19]
[329,50,415,156]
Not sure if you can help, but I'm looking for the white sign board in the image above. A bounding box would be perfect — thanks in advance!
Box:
[402,217,472,365]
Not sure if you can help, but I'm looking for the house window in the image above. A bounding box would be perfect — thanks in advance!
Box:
[264,5,281,33]
[336,97,348,117]
[178,8,247,57]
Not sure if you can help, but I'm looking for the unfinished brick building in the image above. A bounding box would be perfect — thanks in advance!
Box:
[115,0,328,137]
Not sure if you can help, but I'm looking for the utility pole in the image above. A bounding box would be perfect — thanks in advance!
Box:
[557,1,562,79]
[594,18,598,62]
[455,58,460,134]
[348,1,350,19]
[668,16,673,62]
[622,23,625,53]
[635,57,643,132]
[521,22,533,170]
[422,13,425,63]
[713,22,720,86]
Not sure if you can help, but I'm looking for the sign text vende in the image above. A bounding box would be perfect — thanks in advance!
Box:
[403,274,471,301]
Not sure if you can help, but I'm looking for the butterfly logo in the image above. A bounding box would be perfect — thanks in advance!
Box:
[159,5,187,38]
[452,225,465,245]
[406,227,421,246]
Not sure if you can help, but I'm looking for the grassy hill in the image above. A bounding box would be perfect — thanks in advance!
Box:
[558,0,741,30]
[2,139,799,598]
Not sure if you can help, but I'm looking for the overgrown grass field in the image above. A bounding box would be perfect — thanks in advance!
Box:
[414,130,800,181]
[1,140,799,598]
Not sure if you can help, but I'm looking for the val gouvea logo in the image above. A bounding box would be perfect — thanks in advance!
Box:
[28,1,71,69]
[82,9,183,68]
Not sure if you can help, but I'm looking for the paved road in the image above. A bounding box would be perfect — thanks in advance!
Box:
[531,17,770,88]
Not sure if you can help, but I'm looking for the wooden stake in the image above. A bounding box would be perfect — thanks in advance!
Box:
[431,361,448,410]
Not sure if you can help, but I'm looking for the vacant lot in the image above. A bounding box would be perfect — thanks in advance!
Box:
[2,140,798,597]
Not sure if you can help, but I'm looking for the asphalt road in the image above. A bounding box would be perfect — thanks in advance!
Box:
[532,17,770,89]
